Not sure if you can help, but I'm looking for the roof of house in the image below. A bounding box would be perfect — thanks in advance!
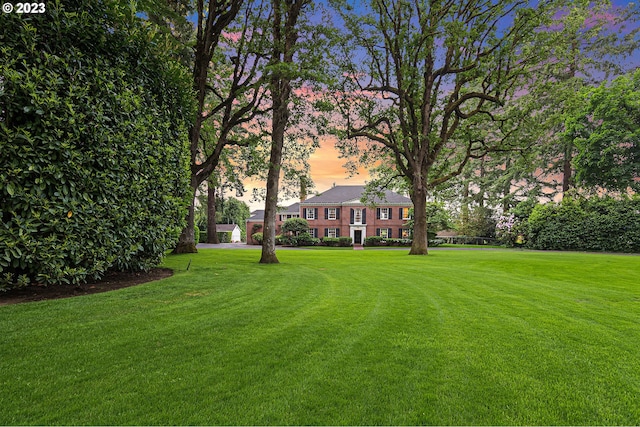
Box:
[301,185,412,206]
[247,210,265,221]
[281,202,300,214]
[247,203,300,222]
[216,224,240,232]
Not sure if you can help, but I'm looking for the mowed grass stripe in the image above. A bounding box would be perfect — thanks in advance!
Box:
[0,249,638,425]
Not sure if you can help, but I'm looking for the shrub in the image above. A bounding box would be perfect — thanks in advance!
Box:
[495,213,525,247]
[338,237,353,247]
[389,238,413,247]
[458,206,497,238]
[0,2,194,289]
[281,218,309,235]
[364,236,385,246]
[321,237,341,247]
[195,227,202,244]
[296,232,318,246]
[280,235,297,246]
[251,232,263,244]
[217,231,232,243]
[525,196,640,252]
[428,239,445,247]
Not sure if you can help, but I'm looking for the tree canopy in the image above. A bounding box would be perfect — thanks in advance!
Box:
[568,69,640,193]
[328,0,563,254]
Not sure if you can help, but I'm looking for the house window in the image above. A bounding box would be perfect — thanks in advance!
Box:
[328,208,337,220]
[327,228,337,238]
[379,228,389,238]
[401,228,411,238]
[354,208,362,224]
[380,208,389,220]
[402,208,411,220]
[310,228,318,238]
[306,209,315,220]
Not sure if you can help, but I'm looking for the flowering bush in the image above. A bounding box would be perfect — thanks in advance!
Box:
[496,213,523,246]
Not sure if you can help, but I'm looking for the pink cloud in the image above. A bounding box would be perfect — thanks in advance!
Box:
[222,30,242,43]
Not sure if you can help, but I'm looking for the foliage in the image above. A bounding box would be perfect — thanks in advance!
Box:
[172,0,246,253]
[458,206,497,238]
[260,0,323,263]
[363,236,383,246]
[363,237,410,247]
[295,232,319,247]
[0,1,193,288]
[218,232,232,244]
[281,218,310,235]
[525,196,640,252]
[498,1,640,199]
[495,198,537,246]
[567,69,640,193]
[405,203,455,236]
[251,232,264,244]
[329,0,563,254]
[338,237,352,247]
[320,236,353,247]
[496,214,520,247]
[320,237,341,247]
[199,230,234,244]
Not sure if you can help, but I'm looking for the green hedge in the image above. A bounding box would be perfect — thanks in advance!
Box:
[318,237,352,247]
[197,230,232,243]
[526,196,640,252]
[364,237,443,247]
[0,2,194,290]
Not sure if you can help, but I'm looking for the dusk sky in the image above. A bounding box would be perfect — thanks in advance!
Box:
[239,0,640,212]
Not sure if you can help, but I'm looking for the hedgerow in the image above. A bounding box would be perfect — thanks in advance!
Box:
[525,196,640,252]
[0,1,194,289]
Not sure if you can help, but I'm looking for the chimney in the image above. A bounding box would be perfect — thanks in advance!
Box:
[300,178,307,202]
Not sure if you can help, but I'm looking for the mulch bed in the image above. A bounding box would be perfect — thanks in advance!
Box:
[0,268,173,306]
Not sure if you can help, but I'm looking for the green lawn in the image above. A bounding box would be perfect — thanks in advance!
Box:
[1,249,638,425]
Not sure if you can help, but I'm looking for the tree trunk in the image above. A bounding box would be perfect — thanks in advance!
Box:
[461,180,470,234]
[260,167,281,263]
[259,0,305,264]
[260,102,287,263]
[173,181,198,254]
[207,182,219,244]
[409,176,429,255]
[562,143,573,197]
[502,157,512,213]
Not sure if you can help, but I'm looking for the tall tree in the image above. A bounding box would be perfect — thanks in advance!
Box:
[521,1,639,198]
[331,0,560,254]
[568,69,640,193]
[174,0,273,253]
[260,0,312,263]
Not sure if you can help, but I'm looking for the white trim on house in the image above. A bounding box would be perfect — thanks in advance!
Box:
[350,225,366,245]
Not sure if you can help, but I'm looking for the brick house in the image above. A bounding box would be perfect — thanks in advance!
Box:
[246,185,413,245]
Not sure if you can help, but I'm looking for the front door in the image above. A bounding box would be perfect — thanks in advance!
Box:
[354,230,362,245]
